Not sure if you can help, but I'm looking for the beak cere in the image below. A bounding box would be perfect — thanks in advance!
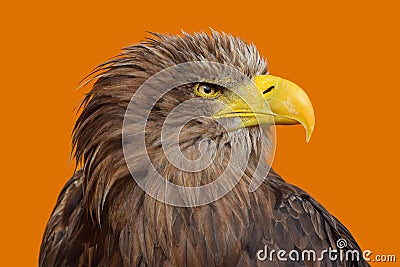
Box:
[253,75,315,142]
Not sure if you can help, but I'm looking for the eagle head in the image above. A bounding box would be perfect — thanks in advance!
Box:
[74,30,314,218]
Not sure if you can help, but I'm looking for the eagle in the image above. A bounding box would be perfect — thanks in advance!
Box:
[40,31,369,266]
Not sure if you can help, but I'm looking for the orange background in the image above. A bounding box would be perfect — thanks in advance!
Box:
[1,0,399,266]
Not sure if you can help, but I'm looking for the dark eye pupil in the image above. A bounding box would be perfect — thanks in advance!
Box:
[203,85,212,94]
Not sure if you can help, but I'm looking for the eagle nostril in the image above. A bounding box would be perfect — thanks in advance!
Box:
[263,86,275,95]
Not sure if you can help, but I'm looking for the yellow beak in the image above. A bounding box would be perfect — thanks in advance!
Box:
[214,75,315,142]
[253,75,315,142]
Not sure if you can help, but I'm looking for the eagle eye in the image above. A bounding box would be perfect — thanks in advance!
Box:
[193,83,220,98]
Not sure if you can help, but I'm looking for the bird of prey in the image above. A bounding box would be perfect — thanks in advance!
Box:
[40,31,369,266]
